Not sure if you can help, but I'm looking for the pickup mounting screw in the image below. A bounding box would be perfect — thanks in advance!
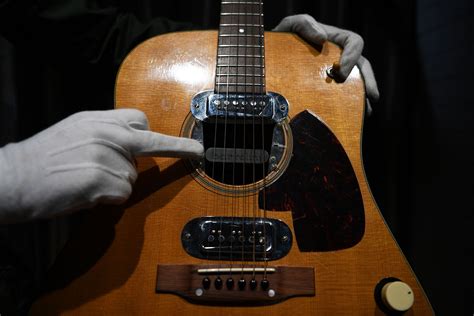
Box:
[184,233,191,240]
[281,235,289,243]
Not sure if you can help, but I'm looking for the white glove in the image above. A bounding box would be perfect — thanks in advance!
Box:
[274,14,379,114]
[0,109,203,223]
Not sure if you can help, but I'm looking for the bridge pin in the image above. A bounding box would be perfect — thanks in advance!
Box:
[226,277,234,290]
[261,279,270,290]
[202,277,211,289]
[215,277,223,290]
[238,278,246,290]
[249,278,258,290]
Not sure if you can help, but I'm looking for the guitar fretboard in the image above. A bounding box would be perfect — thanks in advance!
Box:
[215,0,265,95]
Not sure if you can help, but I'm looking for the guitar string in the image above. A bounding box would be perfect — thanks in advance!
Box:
[220,0,238,281]
[223,0,244,280]
[225,0,236,281]
[216,14,231,280]
[244,0,257,280]
[218,0,236,280]
[239,0,249,280]
[214,1,226,280]
[227,0,236,279]
[259,0,269,279]
[233,0,244,281]
[250,0,258,281]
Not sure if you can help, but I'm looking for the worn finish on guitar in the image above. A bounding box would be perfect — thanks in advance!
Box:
[31,31,434,315]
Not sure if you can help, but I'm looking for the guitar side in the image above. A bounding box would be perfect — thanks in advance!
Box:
[31,31,433,315]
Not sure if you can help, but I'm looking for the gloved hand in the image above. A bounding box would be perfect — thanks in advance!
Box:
[274,14,379,114]
[0,109,203,223]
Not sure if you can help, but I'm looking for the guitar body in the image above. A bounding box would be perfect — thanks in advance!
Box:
[31,31,433,315]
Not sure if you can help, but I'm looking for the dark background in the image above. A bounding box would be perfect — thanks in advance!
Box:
[0,0,473,315]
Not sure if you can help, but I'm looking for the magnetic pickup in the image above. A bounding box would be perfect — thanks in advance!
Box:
[181,217,292,261]
[190,90,289,123]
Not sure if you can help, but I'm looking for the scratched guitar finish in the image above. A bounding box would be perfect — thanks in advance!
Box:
[32,1,433,315]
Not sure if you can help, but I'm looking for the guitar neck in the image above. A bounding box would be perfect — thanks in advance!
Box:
[215,0,266,95]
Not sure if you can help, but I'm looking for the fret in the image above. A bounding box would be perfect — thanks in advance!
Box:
[221,13,263,16]
[219,34,263,38]
[216,87,265,94]
[217,64,264,68]
[216,82,265,87]
[216,74,264,77]
[217,46,263,54]
[218,44,262,48]
[220,24,264,27]
[221,1,262,4]
[218,49,263,57]
[216,76,264,83]
[218,54,263,58]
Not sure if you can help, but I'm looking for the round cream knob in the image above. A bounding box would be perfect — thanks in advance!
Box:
[381,281,414,312]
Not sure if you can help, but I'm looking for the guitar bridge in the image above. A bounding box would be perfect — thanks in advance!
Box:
[156,265,315,305]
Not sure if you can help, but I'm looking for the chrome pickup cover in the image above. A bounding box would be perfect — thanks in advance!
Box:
[181,217,292,261]
[190,90,289,123]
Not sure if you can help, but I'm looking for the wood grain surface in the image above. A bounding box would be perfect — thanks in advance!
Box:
[30,31,434,315]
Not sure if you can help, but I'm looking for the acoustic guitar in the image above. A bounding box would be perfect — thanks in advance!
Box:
[32,0,433,314]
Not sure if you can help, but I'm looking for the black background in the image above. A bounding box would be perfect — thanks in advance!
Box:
[0,0,473,315]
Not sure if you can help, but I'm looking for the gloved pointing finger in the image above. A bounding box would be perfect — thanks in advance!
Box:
[131,130,204,159]
[0,109,203,223]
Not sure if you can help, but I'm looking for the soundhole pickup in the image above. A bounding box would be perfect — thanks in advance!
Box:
[156,264,315,305]
[181,217,292,261]
[190,90,289,123]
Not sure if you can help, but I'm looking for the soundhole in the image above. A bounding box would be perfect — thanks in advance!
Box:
[181,114,292,195]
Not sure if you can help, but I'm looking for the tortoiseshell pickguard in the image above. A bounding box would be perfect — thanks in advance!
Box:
[260,110,364,251]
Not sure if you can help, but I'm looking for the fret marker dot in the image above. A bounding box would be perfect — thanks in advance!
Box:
[239,28,245,33]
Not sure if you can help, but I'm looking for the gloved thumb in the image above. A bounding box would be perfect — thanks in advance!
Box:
[273,14,328,46]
